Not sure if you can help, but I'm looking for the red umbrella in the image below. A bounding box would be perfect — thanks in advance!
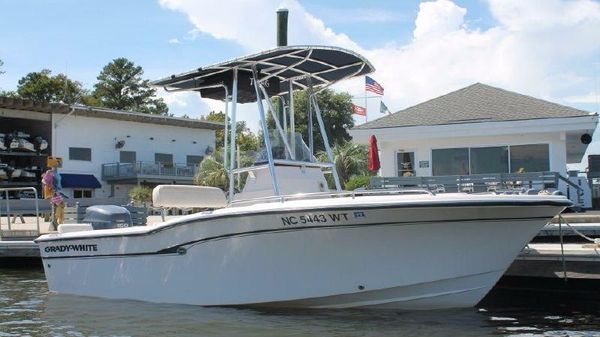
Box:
[368,135,381,172]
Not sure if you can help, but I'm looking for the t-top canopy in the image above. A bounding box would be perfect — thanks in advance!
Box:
[151,45,375,103]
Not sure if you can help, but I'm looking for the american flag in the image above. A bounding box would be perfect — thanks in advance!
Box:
[351,103,367,116]
[365,76,384,95]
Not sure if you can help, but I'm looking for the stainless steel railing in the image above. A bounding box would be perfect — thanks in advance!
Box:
[0,187,40,238]
[229,188,434,207]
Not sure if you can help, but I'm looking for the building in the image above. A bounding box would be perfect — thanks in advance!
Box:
[0,96,221,204]
[350,83,598,207]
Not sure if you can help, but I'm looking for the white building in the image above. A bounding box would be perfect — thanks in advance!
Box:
[350,83,598,207]
[0,97,221,203]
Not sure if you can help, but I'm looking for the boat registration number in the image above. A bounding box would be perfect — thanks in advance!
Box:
[281,213,348,226]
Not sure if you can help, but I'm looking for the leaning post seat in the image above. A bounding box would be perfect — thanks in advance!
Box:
[152,185,227,209]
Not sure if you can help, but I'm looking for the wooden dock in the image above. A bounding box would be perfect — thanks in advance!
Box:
[0,240,40,267]
[509,243,600,279]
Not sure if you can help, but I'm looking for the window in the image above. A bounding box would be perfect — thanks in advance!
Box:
[396,152,415,176]
[120,151,136,163]
[155,153,173,164]
[510,144,549,173]
[73,189,93,198]
[470,146,509,174]
[69,147,91,161]
[432,148,469,176]
[186,155,204,166]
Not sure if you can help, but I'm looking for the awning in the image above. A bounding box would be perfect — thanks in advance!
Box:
[151,45,375,103]
[60,173,102,189]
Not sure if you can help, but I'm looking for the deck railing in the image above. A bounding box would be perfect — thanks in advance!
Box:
[101,162,199,180]
[0,187,41,239]
[370,171,584,205]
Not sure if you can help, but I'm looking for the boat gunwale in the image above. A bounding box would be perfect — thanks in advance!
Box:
[35,197,571,243]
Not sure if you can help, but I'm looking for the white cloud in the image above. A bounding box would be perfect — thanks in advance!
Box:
[168,38,180,44]
[155,89,214,118]
[158,0,600,125]
[158,0,359,52]
[413,0,466,39]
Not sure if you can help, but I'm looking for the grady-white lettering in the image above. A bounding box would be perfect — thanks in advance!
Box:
[45,244,98,253]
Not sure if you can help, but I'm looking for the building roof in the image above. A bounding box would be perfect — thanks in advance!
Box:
[355,83,594,130]
[0,96,223,130]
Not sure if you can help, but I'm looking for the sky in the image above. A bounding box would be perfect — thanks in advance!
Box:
[1,0,600,165]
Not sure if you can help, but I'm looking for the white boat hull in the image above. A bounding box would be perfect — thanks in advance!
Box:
[37,194,568,310]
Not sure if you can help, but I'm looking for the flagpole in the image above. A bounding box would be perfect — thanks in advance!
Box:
[364,83,368,123]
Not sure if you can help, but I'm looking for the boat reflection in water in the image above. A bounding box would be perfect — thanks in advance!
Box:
[42,293,497,337]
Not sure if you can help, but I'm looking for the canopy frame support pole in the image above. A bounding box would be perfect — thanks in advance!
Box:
[260,85,293,159]
[223,89,230,176]
[308,89,314,159]
[252,65,281,197]
[228,68,238,202]
[279,96,287,133]
[289,80,296,160]
[307,79,342,192]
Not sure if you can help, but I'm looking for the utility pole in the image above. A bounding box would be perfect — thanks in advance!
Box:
[276,8,288,127]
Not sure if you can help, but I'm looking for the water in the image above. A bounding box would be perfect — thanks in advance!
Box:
[1,269,599,337]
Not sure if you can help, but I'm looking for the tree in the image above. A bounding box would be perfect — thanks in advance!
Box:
[269,88,355,153]
[205,111,258,153]
[129,186,152,204]
[0,59,4,75]
[194,155,228,190]
[16,69,85,104]
[317,142,368,189]
[93,58,168,115]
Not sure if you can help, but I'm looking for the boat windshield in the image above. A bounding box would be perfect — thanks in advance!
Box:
[239,131,314,167]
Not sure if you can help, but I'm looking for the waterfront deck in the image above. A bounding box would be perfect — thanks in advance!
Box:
[101,161,198,184]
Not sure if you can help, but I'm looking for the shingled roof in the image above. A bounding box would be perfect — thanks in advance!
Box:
[355,83,593,130]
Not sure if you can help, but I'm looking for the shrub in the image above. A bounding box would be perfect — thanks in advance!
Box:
[345,175,372,191]
[129,185,152,204]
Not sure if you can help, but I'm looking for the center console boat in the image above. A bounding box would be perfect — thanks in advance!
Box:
[36,46,570,310]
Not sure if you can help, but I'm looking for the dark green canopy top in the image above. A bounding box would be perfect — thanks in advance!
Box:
[151,45,374,103]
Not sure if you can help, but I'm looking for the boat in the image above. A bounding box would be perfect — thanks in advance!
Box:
[36,46,571,310]
[0,133,7,151]
[8,131,36,152]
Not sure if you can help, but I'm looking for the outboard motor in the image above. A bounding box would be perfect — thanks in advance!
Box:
[83,205,133,230]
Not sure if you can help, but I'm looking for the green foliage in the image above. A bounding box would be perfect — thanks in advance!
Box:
[129,185,153,203]
[194,155,228,190]
[16,69,86,104]
[344,175,372,191]
[0,59,4,75]
[93,58,168,115]
[0,90,17,97]
[205,111,258,153]
[317,142,368,189]
[269,88,354,153]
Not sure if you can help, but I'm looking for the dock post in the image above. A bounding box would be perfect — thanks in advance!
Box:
[5,190,11,231]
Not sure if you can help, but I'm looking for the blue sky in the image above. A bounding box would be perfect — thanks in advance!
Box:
[0,0,484,90]
[1,0,599,143]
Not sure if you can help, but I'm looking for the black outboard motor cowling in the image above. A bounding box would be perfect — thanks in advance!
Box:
[84,205,132,230]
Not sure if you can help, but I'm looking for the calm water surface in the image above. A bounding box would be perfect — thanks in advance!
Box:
[1,269,599,337]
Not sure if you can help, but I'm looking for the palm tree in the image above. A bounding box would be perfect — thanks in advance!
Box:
[317,142,368,189]
[194,156,228,190]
